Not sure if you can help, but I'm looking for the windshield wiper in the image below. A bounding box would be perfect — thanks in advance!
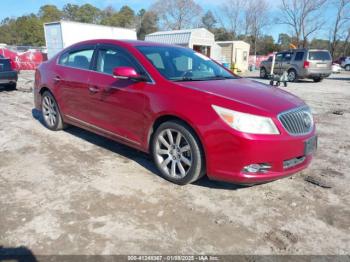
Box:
[171,77,206,82]
[170,75,235,82]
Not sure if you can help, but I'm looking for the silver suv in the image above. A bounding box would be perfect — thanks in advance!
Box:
[341,56,350,71]
[260,49,332,82]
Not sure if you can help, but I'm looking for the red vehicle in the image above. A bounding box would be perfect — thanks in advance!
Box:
[34,40,317,185]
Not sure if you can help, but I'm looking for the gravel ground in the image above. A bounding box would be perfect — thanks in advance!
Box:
[0,70,349,255]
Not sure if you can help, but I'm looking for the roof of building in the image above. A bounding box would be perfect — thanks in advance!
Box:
[145,28,214,45]
[216,40,250,46]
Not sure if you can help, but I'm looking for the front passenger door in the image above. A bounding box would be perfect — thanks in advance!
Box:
[87,45,148,145]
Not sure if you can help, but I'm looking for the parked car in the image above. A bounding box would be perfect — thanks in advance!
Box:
[0,56,18,89]
[340,56,350,71]
[260,49,332,82]
[332,63,342,74]
[34,40,317,185]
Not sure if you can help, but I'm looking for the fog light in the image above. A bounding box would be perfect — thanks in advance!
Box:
[243,163,271,173]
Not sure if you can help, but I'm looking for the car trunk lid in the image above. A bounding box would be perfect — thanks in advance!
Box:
[307,51,332,72]
[0,59,12,72]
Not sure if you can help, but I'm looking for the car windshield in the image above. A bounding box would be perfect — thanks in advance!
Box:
[136,45,236,81]
[308,51,331,61]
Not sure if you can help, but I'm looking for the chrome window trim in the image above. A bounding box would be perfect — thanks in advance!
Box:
[277,106,314,136]
[55,44,156,85]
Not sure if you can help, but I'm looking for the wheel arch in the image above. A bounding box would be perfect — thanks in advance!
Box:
[39,86,51,96]
[147,114,207,166]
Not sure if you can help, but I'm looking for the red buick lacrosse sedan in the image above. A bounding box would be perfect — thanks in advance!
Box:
[34,39,317,185]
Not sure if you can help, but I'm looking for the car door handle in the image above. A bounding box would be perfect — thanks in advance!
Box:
[53,76,61,82]
[88,86,100,94]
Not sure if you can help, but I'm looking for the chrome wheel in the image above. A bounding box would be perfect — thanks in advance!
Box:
[42,95,57,127]
[288,70,296,82]
[260,68,267,78]
[155,129,193,179]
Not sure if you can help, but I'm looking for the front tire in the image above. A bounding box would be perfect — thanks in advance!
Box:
[152,120,205,185]
[41,91,66,131]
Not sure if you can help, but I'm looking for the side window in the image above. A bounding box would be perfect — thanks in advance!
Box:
[283,52,293,61]
[275,53,283,62]
[294,52,304,61]
[96,48,137,75]
[59,49,94,70]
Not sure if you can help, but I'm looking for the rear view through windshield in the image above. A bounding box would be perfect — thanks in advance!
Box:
[308,51,331,61]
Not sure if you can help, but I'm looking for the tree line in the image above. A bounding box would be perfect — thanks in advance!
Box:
[0,0,349,58]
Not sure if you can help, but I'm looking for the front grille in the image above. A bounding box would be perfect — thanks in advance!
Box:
[278,106,313,135]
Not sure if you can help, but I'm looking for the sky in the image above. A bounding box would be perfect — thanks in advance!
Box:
[0,0,336,42]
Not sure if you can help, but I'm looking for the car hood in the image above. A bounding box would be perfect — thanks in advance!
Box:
[176,78,305,114]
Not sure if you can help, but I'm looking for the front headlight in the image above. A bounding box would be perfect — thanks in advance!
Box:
[212,105,280,135]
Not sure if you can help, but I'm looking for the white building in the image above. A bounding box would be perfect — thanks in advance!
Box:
[44,21,137,59]
[145,28,222,61]
[216,41,250,72]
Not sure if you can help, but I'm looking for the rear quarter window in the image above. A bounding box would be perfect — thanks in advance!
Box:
[294,52,304,61]
[308,51,331,61]
[59,49,94,70]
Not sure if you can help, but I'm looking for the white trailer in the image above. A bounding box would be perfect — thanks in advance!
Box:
[44,21,137,59]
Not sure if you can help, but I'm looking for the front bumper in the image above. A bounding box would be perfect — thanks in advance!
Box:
[205,126,316,184]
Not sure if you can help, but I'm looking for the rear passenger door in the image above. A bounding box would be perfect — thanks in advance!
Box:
[293,51,305,73]
[273,53,284,75]
[281,52,293,73]
[55,45,95,122]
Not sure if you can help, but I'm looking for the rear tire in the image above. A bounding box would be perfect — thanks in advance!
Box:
[287,69,297,82]
[41,91,66,131]
[345,65,350,71]
[151,120,205,185]
[6,82,16,90]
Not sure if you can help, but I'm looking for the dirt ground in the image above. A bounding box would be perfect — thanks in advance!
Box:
[0,70,349,255]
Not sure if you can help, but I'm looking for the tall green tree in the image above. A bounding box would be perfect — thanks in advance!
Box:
[62,4,80,21]
[75,4,101,23]
[0,18,17,44]
[38,5,62,23]
[117,5,135,28]
[100,6,119,26]
[15,14,44,46]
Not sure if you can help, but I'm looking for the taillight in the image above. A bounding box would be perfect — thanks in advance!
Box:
[303,61,310,68]
[9,59,16,71]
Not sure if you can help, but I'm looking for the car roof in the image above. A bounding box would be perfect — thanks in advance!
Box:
[71,39,183,48]
[279,48,330,53]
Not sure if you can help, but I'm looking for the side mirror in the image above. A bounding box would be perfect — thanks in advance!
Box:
[112,67,146,81]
